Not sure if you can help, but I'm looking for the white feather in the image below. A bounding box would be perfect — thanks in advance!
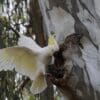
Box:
[0,47,41,80]
[0,34,59,94]
[18,35,41,53]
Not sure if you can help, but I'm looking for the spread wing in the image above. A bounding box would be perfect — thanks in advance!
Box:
[0,46,39,80]
[18,35,41,53]
[30,71,47,94]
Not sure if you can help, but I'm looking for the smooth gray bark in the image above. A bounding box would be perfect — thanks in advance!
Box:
[38,0,100,100]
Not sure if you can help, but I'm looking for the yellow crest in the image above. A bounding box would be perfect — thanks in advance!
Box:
[48,34,56,46]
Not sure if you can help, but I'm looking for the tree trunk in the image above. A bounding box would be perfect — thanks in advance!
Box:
[38,0,100,100]
[29,0,54,100]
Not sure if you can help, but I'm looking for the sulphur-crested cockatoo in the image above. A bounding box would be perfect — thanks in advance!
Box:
[0,34,59,94]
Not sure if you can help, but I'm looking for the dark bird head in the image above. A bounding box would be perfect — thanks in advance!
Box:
[64,33,83,44]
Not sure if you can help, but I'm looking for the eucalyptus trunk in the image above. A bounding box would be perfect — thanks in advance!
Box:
[38,0,100,100]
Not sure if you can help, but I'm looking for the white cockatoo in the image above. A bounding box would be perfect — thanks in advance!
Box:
[0,34,59,94]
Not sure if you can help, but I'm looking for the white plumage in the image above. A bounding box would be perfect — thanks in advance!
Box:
[0,34,59,94]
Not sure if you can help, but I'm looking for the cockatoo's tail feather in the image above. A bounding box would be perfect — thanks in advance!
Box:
[30,72,47,94]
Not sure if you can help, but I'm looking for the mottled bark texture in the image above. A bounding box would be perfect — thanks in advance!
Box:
[49,33,94,100]
[38,0,100,100]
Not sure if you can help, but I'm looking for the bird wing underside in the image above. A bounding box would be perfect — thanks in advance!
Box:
[0,46,39,80]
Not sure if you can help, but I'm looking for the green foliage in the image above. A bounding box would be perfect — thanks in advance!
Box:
[0,0,31,100]
[0,31,23,100]
[0,16,9,27]
[0,70,22,100]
